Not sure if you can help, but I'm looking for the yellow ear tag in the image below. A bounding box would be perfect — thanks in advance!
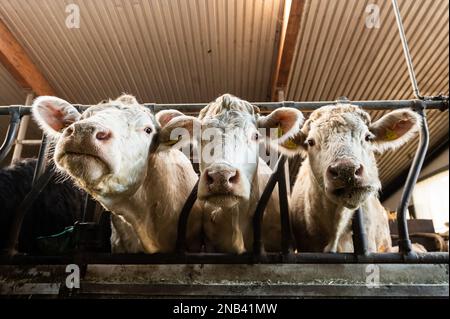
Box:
[277,124,283,138]
[277,124,298,150]
[385,128,398,141]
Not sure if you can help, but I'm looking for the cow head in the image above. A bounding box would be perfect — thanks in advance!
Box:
[192,94,304,208]
[291,104,420,209]
[32,95,191,198]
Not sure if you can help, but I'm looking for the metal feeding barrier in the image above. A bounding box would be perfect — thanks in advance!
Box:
[0,0,449,267]
[0,98,448,266]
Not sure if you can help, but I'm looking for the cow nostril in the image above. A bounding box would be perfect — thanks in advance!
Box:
[206,172,215,185]
[96,130,111,141]
[327,165,339,179]
[228,170,239,184]
[355,165,364,177]
[65,126,74,136]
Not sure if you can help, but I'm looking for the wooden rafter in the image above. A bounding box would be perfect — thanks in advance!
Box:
[270,0,305,101]
[0,18,55,96]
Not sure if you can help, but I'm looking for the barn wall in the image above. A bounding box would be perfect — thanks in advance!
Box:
[382,148,449,211]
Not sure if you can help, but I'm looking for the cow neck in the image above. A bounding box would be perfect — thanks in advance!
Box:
[106,148,196,253]
[299,159,352,247]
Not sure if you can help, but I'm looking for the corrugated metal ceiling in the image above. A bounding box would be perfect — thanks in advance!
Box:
[0,0,284,104]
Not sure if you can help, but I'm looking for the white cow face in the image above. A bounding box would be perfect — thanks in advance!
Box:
[32,95,185,198]
[293,104,420,209]
[194,94,304,208]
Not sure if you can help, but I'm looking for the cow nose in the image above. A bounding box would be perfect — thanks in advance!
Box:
[205,165,240,193]
[207,169,239,186]
[326,161,364,184]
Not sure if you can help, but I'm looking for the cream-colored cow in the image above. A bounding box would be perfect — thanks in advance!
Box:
[288,104,420,253]
[32,94,202,253]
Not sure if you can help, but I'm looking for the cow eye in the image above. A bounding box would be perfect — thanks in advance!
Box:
[365,133,374,142]
[144,127,153,134]
[306,138,315,147]
[251,132,260,141]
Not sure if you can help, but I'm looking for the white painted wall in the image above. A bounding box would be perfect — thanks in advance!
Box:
[382,148,449,211]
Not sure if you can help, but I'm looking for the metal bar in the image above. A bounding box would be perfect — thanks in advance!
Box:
[352,208,368,256]
[391,0,422,99]
[175,180,199,253]
[0,109,20,163]
[3,166,56,256]
[0,252,447,265]
[252,157,285,256]
[16,139,42,145]
[396,102,430,255]
[11,93,34,163]
[276,156,294,255]
[32,135,48,185]
[1,99,448,115]
[82,194,97,223]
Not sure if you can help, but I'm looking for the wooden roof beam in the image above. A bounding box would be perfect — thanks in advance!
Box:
[270,0,305,101]
[0,18,56,96]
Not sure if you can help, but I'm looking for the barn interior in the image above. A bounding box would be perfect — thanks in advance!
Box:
[0,0,448,298]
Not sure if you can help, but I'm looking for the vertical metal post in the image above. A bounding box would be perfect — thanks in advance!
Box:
[11,93,34,164]
[32,135,48,184]
[277,156,294,255]
[0,110,21,164]
[352,208,368,255]
[396,102,429,254]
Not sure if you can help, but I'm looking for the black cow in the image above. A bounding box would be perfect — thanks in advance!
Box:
[0,158,86,253]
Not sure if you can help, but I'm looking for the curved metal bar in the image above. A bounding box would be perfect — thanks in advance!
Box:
[175,180,199,253]
[352,208,368,256]
[252,156,285,256]
[396,102,430,255]
[0,109,21,163]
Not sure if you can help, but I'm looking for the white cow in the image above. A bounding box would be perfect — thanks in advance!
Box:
[32,94,202,253]
[288,104,420,253]
[174,94,304,253]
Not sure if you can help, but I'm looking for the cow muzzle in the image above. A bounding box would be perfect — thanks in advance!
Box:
[198,163,248,205]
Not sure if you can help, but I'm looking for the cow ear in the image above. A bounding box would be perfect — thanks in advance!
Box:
[32,96,81,138]
[369,109,420,153]
[158,115,201,149]
[156,109,184,128]
[257,107,304,155]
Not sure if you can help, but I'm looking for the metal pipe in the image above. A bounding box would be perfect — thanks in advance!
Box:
[391,0,422,99]
[0,252,447,265]
[32,135,48,185]
[252,156,285,256]
[277,156,294,255]
[82,195,97,223]
[396,102,430,254]
[0,110,20,163]
[1,99,448,115]
[352,208,368,256]
[175,180,199,253]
